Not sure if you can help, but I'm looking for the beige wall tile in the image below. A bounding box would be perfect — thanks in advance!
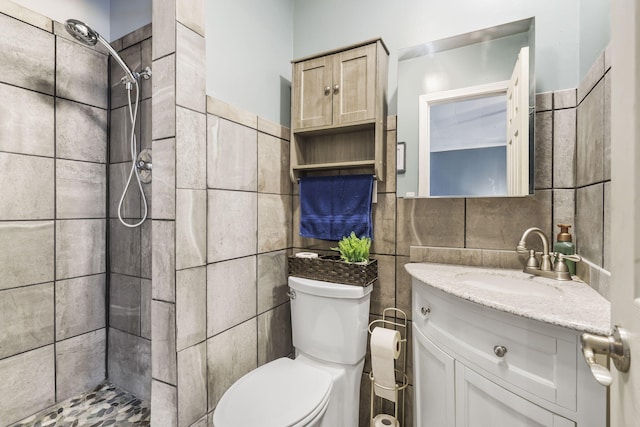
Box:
[177,342,207,426]
[576,184,604,265]
[535,92,552,112]
[176,107,207,189]
[371,193,396,255]
[176,189,207,269]
[258,194,292,253]
[554,88,577,109]
[176,23,205,113]
[176,0,205,36]
[56,274,106,341]
[152,380,177,427]
[109,273,141,335]
[370,254,395,316]
[0,221,54,290]
[553,108,577,188]
[258,303,293,366]
[108,328,151,400]
[396,197,465,256]
[207,97,257,129]
[578,51,605,103]
[55,329,106,401]
[577,80,604,186]
[0,13,54,94]
[207,256,257,337]
[176,267,207,351]
[258,132,291,195]
[207,189,257,262]
[534,111,552,189]
[57,98,107,163]
[257,250,289,314]
[152,220,176,302]
[109,104,140,164]
[152,54,176,140]
[0,83,54,157]
[0,345,55,426]
[56,38,108,109]
[466,191,552,250]
[56,219,106,280]
[0,283,54,359]
[110,219,142,276]
[56,160,106,219]
[152,0,176,60]
[207,319,257,410]
[152,301,177,385]
[207,116,258,191]
[109,162,141,219]
[151,137,176,220]
[395,256,412,320]
[0,153,54,220]
[0,1,52,32]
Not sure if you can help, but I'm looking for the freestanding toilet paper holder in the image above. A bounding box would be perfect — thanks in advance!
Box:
[367,308,409,427]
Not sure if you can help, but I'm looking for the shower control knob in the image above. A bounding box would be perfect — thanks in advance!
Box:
[494,345,508,358]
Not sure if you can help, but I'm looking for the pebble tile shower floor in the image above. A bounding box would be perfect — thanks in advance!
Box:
[10,382,150,426]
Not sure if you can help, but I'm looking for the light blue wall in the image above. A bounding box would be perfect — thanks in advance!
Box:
[293,0,610,114]
[205,0,294,126]
[110,0,151,41]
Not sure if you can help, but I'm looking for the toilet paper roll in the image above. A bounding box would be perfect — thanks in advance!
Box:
[295,252,319,258]
[373,413,399,427]
[370,326,401,402]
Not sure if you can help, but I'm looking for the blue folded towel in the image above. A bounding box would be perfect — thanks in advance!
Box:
[299,174,374,241]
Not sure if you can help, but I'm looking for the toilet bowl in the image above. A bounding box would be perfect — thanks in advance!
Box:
[213,276,373,427]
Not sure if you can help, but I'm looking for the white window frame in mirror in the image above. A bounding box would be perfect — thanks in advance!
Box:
[418,46,530,198]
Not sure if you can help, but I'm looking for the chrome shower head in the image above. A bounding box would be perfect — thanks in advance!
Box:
[65,18,138,85]
[65,19,98,46]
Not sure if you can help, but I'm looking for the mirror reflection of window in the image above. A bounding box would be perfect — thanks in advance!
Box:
[429,94,507,196]
[418,46,529,197]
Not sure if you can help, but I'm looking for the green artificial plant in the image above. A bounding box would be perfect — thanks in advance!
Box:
[331,232,372,263]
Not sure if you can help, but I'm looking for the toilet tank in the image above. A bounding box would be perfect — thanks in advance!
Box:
[288,276,373,365]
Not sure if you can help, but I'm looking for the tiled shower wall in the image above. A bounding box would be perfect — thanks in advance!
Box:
[107,24,153,401]
[0,5,108,426]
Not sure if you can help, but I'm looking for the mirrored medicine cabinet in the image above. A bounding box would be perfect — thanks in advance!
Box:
[397,17,535,198]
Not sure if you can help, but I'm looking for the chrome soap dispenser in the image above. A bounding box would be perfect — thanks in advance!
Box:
[554,224,576,276]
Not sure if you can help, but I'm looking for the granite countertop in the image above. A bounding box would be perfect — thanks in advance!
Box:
[405,262,611,336]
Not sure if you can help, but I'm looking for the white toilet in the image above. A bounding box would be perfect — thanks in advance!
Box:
[213,275,373,427]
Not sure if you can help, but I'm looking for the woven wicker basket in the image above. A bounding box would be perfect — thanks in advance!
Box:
[287,255,377,287]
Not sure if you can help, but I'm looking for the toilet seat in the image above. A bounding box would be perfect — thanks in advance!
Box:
[213,357,332,427]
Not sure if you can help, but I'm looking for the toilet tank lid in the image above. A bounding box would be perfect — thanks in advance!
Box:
[288,276,373,299]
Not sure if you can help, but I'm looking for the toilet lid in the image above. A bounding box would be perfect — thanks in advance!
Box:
[214,358,332,427]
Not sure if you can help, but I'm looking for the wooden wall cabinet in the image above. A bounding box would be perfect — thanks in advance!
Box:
[290,38,388,182]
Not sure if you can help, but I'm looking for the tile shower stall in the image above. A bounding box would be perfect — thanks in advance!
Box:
[0,9,153,425]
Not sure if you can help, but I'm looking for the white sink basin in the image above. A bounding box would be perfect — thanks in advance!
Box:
[456,271,563,298]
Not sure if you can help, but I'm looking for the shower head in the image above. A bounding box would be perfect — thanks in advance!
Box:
[65,19,98,46]
[65,18,138,85]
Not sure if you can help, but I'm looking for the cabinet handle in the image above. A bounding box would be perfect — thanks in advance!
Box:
[493,345,508,357]
[333,84,340,94]
[324,86,331,95]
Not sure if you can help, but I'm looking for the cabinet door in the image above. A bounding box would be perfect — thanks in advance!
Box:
[413,325,455,427]
[454,363,575,427]
[292,55,333,129]
[332,43,376,126]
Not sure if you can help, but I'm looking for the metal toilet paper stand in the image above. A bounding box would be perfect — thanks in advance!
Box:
[367,308,409,427]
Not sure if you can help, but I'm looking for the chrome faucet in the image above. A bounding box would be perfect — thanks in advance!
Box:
[516,227,581,281]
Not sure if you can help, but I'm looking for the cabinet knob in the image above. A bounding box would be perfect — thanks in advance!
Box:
[420,306,430,317]
[493,345,508,358]
[324,86,331,95]
[333,84,340,94]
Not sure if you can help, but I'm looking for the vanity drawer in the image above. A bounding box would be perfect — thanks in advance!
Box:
[412,279,577,411]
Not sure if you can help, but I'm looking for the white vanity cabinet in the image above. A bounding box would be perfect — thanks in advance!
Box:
[412,277,606,427]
